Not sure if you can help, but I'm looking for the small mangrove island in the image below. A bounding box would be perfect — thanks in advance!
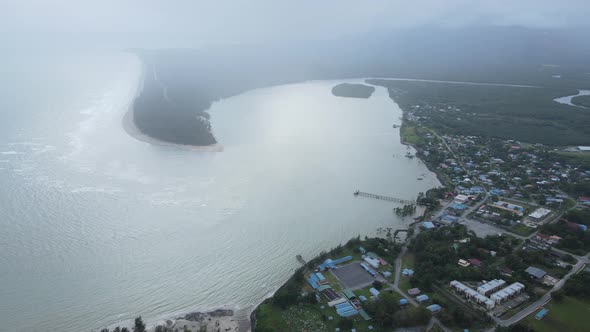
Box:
[331,83,375,99]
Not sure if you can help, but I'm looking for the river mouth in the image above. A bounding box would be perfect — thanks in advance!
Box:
[0,54,440,332]
[553,89,590,108]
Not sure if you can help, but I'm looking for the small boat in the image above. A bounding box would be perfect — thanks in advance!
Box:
[417,177,423,180]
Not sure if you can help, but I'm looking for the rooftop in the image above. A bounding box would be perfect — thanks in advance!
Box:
[525,266,547,279]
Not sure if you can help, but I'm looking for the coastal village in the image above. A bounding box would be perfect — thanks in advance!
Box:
[251,85,590,332]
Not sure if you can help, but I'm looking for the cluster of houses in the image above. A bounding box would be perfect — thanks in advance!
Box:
[449,279,525,310]
[529,232,562,250]
[413,132,589,217]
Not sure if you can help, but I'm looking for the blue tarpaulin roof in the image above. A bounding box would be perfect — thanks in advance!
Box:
[319,256,352,270]
[427,304,442,312]
[450,203,468,210]
[307,277,318,289]
[535,308,549,320]
[402,268,415,276]
[422,221,435,229]
[416,294,429,302]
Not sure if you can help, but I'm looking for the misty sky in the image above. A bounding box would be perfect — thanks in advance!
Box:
[2,0,590,49]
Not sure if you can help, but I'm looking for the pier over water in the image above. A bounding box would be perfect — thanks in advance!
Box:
[353,190,415,204]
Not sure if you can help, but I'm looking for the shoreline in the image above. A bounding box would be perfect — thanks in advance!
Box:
[121,73,438,332]
[122,53,223,152]
[122,108,224,152]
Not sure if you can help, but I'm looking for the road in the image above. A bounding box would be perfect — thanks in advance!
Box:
[427,317,451,332]
[495,259,586,326]
[427,130,490,223]
[387,220,453,331]
[409,131,589,330]
[387,242,419,307]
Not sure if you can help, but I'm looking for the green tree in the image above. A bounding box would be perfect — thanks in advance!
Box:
[338,317,354,329]
[134,317,146,332]
[372,280,384,290]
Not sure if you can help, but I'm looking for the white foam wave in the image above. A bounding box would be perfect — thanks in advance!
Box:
[71,187,122,194]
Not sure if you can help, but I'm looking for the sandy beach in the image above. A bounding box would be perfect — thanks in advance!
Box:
[122,109,224,152]
[122,56,223,152]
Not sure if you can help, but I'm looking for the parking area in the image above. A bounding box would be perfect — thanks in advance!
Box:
[463,219,504,238]
[331,262,376,289]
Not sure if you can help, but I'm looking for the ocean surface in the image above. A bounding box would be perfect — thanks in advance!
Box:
[0,51,438,331]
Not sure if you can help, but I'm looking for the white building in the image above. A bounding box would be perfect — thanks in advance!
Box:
[477,279,506,296]
[454,194,469,204]
[363,256,379,269]
[450,280,495,310]
[490,282,525,304]
[529,208,551,220]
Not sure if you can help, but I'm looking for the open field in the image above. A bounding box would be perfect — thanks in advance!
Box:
[524,296,590,332]
[400,126,426,146]
[510,223,536,237]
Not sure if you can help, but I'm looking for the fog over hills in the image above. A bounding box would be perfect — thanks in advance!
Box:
[132,26,590,145]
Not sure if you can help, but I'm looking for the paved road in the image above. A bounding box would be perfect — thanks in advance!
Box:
[426,130,590,331]
[387,243,419,307]
[494,259,586,326]
[432,318,451,332]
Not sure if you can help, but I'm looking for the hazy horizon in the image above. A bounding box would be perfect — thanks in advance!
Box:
[3,0,590,50]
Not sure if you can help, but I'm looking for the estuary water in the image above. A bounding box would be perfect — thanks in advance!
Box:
[0,52,438,331]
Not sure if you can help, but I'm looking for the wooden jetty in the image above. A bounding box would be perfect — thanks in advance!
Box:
[353,190,415,205]
[296,254,307,266]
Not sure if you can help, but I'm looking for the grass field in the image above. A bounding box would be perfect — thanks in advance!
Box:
[510,223,536,237]
[400,126,426,146]
[524,296,590,332]
[257,302,384,332]
[255,303,289,331]
[325,271,342,292]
